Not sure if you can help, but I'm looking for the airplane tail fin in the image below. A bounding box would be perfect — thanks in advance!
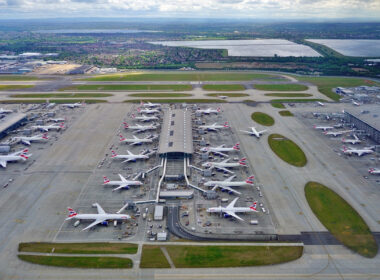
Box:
[66,207,77,219]
[313,125,316,129]
[123,122,129,128]
[323,131,328,135]
[137,107,141,113]
[217,107,221,112]
[246,175,255,184]
[239,158,247,166]
[119,134,125,141]
[250,202,257,211]
[20,154,29,160]
[140,100,144,106]
[111,150,117,157]
[223,122,229,128]
[233,143,240,151]
[42,133,48,140]
[59,122,65,129]
[131,113,136,119]
[369,168,374,173]
[103,176,110,184]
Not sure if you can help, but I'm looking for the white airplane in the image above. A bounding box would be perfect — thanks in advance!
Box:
[32,123,64,132]
[200,143,240,157]
[342,146,374,156]
[199,122,229,132]
[207,197,258,221]
[119,134,153,146]
[316,101,325,106]
[202,157,247,174]
[103,174,143,191]
[204,175,254,195]
[12,133,48,146]
[0,149,32,168]
[313,125,334,131]
[368,168,380,175]
[137,107,160,114]
[131,113,158,122]
[341,134,361,145]
[111,150,149,163]
[323,129,354,137]
[0,108,13,114]
[240,127,267,138]
[140,101,161,108]
[195,107,221,115]
[123,122,157,133]
[352,101,361,106]
[66,203,131,231]
[61,102,84,109]
[48,118,65,123]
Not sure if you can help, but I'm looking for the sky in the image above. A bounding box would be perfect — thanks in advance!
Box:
[0,0,380,20]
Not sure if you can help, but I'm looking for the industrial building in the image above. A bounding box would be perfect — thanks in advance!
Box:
[345,105,380,144]
[0,113,27,139]
[159,190,194,199]
[154,205,164,221]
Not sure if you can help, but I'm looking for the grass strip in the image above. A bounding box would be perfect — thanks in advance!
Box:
[0,75,40,81]
[254,84,308,92]
[270,99,327,103]
[0,99,107,104]
[265,93,312,97]
[268,134,307,167]
[305,182,378,258]
[279,110,294,117]
[61,84,192,91]
[140,246,171,268]
[271,102,285,109]
[0,85,34,90]
[206,93,249,97]
[125,99,226,103]
[11,93,112,98]
[251,112,274,126]
[203,84,246,91]
[128,93,192,97]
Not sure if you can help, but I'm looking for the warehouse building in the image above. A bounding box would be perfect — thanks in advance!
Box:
[0,113,27,140]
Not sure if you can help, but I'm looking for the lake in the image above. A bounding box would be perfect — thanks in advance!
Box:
[307,39,380,57]
[150,39,321,57]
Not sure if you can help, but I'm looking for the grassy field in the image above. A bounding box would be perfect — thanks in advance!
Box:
[265,93,312,97]
[165,245,303,268]
[0,75,40,81]
[125,99,226,103]
[270,99,327,104]
[206,93,249,97]
[271,102,286,109]
[279,110,294,117]
[202,84,246,91]
[295,76,380,101]
[62,84,192,91]
[0,99,107,104]
[11,93,112,98]
[0,85,34,90]
[268,134,307,167]
[305,182,378,258]
[251,112,275,126]
[19,242,138,254]
[83,72,281,82]
[128,93,192,97]
[140,246,171,268]
[18,255,133,268]
[254,84,308,92]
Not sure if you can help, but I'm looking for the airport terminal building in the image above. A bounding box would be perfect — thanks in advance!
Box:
[345,106,380,144]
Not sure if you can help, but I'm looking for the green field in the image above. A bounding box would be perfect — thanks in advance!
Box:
[206,93,249,97]
[165,245,303,268]
[202,84,246,91]
[19,242,138,254]
[0,85,34,90]
[0,75,40,81]
[251,112,274,126]
[84,72,281,82]
[268,134,307,167]
[18,255,133,268]
[265,93,312,97]
[11,93,112,98]
[0,99,107,104]
[305,182,378,258]
[128,93,192,97]
[295,76,380,101]
[271,102,286,109]
[140,246,171,268]
[270,99,327,104]
[279,110,294,117]
[125,99,226,103]
[62,84,192,91]
[254,84,308,92]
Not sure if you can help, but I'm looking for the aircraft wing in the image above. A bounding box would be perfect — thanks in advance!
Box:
[122,158,133,163]
[224,175,236,182]
[112,184,129,191]
[227,197,239,208]
[118,174,127,182]
[81,219,106,231]
[224,211,244,221]
[240,130,252,134]
[94,203,106,214]
[258,129,267,135]
[0,160,7,168]
[213,185,241,195]
[129,141,141,146]
[215,166,234,174]
[21,139,31,146]
[213,151,228,157]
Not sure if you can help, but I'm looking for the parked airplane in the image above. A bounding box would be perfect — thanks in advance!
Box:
[240,127,267,138]
[313,125,334,131]
[202,158,247,174]
[316,101,325,106]
[137,107,160,114]
[31,123,64,132]
[341,134,361,145]
[199,122,229,132]
[111,150,149,163]
[48,118,66,123]
[200,143,240,157]
[368,168,380,175]
[204,175,254,195]
[12,133,48,146]
[195,107,221,115]
[324,129,354,137]
[0,108,13,114]
[61,102,84,109]
[207,197,258,221]
[119,134,153,146]
[342,146,374,156]
[66,203,131,231]
[103,174,143,191]
[131,113,158,122]
[352,101,361,106]
[0,149,31,168]
[123,122,157,133]
[140,101,161,108]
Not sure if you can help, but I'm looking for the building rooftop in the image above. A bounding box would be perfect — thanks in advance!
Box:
[345,105,380,131]
[158,109,193,155]
[0,113,27,133]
